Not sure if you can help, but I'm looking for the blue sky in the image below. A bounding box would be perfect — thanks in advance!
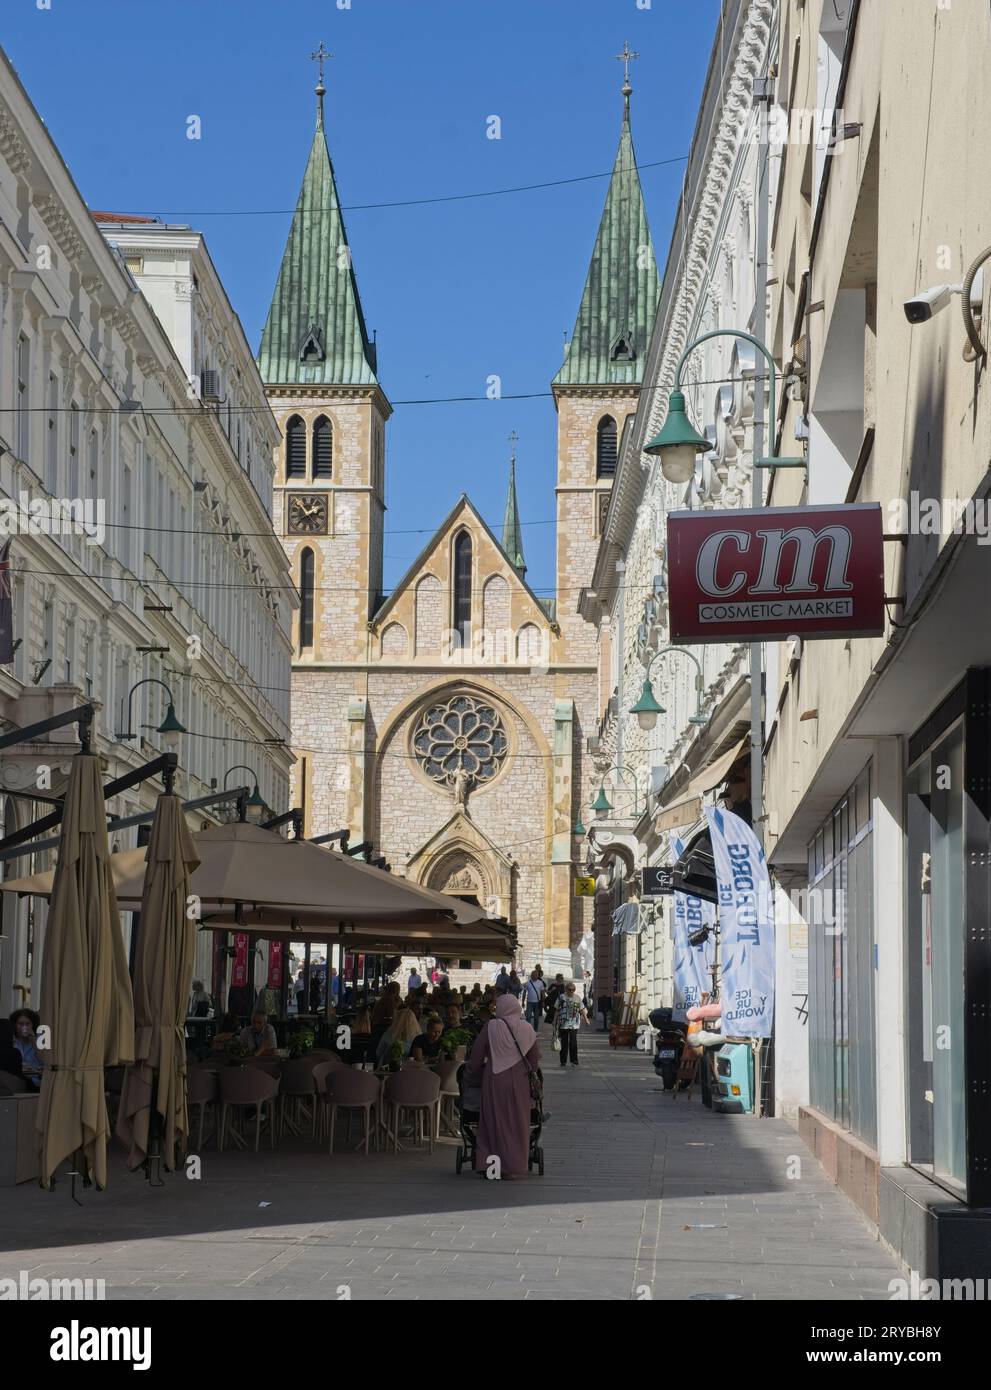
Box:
[4,0,721,593]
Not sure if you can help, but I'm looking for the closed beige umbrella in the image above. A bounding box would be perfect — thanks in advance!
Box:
[37,754,134,1190]
[115,792,200,1173]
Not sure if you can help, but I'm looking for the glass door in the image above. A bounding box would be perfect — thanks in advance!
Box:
[907,720,966,1192]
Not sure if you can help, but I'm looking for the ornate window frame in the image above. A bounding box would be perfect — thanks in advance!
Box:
[406,688,517,796]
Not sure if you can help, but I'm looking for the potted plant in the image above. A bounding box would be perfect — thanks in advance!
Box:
[439,1028,470,1061]
[288,1027,315,1060]
[387,1039,404,1072]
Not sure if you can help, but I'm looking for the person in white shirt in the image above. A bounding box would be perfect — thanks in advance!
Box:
[408,967,423,991]
[522,970,546,1029]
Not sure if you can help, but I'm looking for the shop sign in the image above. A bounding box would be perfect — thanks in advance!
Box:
[667,503,885,642]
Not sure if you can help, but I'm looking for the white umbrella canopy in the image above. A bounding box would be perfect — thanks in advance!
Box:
[36,754,134,1190]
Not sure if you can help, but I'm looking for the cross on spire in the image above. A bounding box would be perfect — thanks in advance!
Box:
[615,41,639,114]
[310,42,333,126]
[310,41,332,89]
[508,428,518,462]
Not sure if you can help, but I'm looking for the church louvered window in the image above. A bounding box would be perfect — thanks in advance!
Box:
[286,415,306,478]
[453,531,472,648]
[596,415,618,478]
[312,415,332,479]
[299,547,315,651]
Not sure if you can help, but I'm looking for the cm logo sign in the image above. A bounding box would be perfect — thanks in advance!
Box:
[695,524,854,597]
[666,503,885,643]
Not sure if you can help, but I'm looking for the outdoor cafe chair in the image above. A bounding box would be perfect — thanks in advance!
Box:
[278,1056,321,1139]
[312,1056,348,1140]
[431,1058,461,1139]
[218,1067,280,1152]
[187,1066,219,1150]
[382,1069,441,1155]
[322,1067,381,1156]
[244,1057,282,1079]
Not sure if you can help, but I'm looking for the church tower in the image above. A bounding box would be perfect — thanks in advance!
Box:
[553,55,659,663]
[258,48,391,666]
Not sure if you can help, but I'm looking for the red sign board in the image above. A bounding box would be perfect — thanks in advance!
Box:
[666,503,885,643]
[231,932,250,989]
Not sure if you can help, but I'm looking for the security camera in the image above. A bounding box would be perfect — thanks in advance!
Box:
[903,284,961,324]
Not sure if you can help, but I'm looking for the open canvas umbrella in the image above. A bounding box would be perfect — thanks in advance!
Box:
[37,753,134,1190]
[115,791,200,1173]
[5,822,516,959]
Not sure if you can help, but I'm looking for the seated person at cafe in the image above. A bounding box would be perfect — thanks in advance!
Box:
[238,1010,277,1057]
[10,1009,43,1088]
[445,1004,462,1030]
[410,1016,445,1064]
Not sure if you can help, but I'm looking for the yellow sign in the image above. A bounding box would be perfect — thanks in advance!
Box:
[574,876,596,897]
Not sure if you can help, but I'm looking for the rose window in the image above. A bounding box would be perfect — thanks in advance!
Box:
[412,694,508,788]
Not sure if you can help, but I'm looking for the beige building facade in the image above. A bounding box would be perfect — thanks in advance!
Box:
[259,76,660,969]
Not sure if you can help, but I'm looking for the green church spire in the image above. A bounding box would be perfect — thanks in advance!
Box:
[257,50,378,388]
[553,65,659,389]
[502,431,526,577]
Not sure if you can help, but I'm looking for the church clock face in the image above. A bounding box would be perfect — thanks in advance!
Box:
[287,493,328,535]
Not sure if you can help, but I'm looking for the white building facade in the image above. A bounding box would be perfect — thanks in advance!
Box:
[582,0,775,1021]
[0,49,293,1014]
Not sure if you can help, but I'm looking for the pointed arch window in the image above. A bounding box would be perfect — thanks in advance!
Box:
[299,547,315,652]
[285,415,306,478]
[312,415,332,479]
[596,415,618,478]
[453,531,472,648]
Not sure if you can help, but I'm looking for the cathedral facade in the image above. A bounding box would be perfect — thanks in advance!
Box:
[257,71,658,969]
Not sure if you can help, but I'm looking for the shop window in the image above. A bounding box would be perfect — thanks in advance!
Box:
[806,762,876,1147]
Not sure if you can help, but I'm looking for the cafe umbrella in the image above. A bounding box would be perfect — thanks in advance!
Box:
[115,786,200,1175]
[36,752,135,1191]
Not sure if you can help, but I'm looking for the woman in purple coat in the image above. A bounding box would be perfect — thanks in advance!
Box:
[464,994,540,1178]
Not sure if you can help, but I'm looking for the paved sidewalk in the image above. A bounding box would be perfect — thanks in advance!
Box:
[0,1032,901,1300]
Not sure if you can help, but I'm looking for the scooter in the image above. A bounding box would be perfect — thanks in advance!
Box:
[648,1007,688,1090]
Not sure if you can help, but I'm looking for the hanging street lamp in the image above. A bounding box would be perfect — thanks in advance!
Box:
[120,678,186,753]
[223,765,267,825]
[631,646,709,732]
[643,329,805,483]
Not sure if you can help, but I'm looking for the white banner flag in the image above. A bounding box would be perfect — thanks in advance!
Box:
[704,806,775,1038]
[671,834,716,1014]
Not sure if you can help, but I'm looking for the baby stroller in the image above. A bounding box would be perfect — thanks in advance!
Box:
[454,1063,545,1176]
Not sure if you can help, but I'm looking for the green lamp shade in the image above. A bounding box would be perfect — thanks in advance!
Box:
[643,390,713,483]
[572,814,587,837]
[246,786,266,824]
[630,678,665,732]
[591,784,613,815]
[158,702,186,735]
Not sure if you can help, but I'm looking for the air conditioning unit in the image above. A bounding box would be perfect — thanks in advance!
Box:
[200,369,222,401]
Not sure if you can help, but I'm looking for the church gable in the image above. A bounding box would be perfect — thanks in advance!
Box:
[371,495,552,665]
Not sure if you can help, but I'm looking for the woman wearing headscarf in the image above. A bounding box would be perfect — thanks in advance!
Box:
[375,1007,422,1066]
[464,994,540,1178]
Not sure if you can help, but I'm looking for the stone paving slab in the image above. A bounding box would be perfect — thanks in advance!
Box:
[0,1030,902,1300]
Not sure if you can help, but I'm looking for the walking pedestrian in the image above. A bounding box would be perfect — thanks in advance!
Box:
[522,970,545,1029]
[557,983,588,1068]
[543,973,566,1051]
[464,994,540,1178]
